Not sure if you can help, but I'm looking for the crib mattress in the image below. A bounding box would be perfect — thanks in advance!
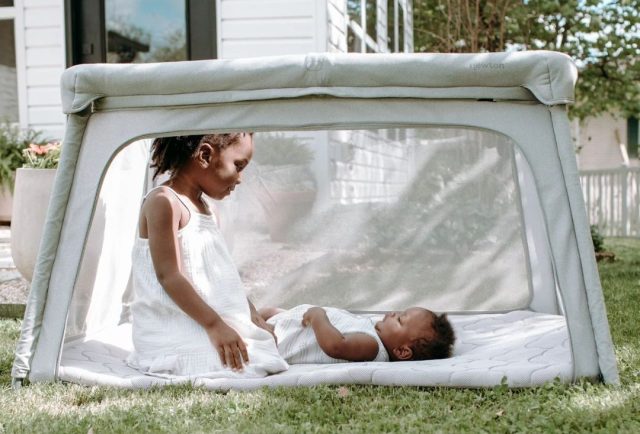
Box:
[58,310,573,389]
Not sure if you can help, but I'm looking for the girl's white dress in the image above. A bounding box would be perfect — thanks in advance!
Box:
[267,304,389,363]
[127,187,288,378]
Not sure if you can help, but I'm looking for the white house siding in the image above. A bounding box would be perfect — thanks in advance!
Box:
[217,0,324,59]
[575,113,630,170]
[327,0,346,53]
[20,0,66,140]
[329,129,411,204]
[325,1,415,204]
[217,0,338,207]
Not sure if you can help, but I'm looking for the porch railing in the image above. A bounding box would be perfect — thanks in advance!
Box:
[579,167,640,237]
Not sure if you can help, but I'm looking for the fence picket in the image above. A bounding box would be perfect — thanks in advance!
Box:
[579,167,640,238]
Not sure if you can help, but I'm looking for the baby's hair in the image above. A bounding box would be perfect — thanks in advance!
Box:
[410,313,455,360]
[150,133,251,180]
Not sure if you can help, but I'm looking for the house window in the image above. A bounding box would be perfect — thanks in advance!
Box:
[347,0,376,52]
[105,1,188,63]
[347,0,409,53]
[66,0,216,65]
[0,4,18,122]
[397,2,405,52]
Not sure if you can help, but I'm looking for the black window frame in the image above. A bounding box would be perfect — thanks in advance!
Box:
[65,0,217,66]
[628,117,639,158]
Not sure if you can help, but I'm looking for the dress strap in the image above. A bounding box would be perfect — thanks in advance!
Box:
[144,185,193,218]
[144,186,218,226]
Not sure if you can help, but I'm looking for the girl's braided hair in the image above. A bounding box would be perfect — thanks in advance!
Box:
[150,133,248,180]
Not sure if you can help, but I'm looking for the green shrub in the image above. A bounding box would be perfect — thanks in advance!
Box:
[252,133,314,166]
[0,122,44,190]
[590,225,605,252]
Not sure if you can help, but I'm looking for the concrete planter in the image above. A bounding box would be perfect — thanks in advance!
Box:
[10,168,57,281]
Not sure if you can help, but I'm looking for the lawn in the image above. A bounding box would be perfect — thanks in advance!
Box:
[0,239,639,433]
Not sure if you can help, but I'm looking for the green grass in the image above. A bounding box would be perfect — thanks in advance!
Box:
[1,239,639,433]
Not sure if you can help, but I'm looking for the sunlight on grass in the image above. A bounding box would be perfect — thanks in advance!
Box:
[569,384,640,412]
[2,385,265,418]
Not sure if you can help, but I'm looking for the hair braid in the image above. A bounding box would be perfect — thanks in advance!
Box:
[150,133,252,180]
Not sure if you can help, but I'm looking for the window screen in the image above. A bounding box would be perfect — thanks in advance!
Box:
[228,127,532,312]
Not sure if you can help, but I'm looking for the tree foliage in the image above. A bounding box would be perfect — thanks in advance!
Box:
[413,0,640,119]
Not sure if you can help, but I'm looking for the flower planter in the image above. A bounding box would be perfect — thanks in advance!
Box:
[10,168,57,281]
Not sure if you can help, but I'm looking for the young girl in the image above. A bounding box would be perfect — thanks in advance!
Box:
[127,133,288,378]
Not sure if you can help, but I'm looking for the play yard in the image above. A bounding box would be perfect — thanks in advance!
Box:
[0,237,638,433]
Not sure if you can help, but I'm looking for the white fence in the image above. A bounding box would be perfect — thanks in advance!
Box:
[580,167,640,237]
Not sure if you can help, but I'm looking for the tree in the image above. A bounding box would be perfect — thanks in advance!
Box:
[413,0,640,119]
[147,30,187,63]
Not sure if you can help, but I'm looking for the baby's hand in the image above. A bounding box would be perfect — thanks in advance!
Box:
[251,311,278,344]
[205,321,249,371]
[302,306,326,327]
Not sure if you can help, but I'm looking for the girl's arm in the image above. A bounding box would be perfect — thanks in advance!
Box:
[302,307,379,362]
[145,190,248,371]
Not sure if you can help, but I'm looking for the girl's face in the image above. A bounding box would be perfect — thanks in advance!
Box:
[202,133,253,200]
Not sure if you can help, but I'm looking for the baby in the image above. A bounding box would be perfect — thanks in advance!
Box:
[259,304,455,364]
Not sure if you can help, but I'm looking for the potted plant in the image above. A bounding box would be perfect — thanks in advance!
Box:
[250,133,317,241]
[0,123,41,223]
[10,140,61,281]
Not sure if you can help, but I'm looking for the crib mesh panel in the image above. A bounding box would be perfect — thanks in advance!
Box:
[233,127,533,312]
[65,140,150,341]
[66,127,536,342]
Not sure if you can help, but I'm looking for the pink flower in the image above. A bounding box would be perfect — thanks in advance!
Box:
[28,143,48,155]
[27,142,60,156]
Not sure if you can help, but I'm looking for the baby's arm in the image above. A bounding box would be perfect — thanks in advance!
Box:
[302,307,379,362]
[247,299,277,343]
[145,190,248,371]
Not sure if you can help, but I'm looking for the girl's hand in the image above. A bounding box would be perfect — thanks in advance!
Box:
[302,307,327,327]
[205,321,249,371]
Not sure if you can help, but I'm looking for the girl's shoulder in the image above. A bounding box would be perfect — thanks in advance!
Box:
[144,186,182,208]
[141,186,191,225]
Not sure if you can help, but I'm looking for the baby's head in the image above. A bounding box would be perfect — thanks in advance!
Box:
[375,307,455,361]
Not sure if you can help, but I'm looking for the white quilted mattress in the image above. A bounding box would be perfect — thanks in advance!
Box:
[58,310,573,389]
